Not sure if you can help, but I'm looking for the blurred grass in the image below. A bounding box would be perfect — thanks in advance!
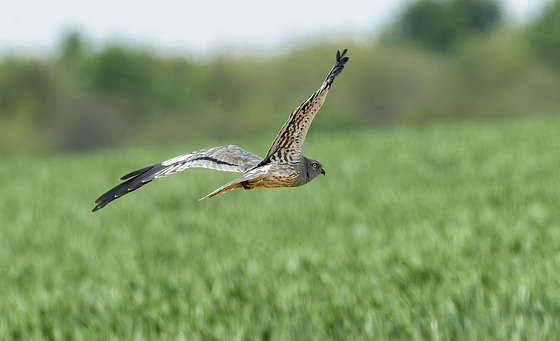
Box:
[1,117,559,339]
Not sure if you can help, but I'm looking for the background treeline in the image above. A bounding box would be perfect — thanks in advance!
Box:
[1,0,560,156]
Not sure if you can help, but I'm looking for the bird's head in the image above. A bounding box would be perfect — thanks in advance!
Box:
[305,157,325,181]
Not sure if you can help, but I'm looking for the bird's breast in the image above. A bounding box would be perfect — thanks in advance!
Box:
[257,163,300,188]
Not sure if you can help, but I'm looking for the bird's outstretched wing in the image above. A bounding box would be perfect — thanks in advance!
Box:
[260,49,349,165]
[92,145,262,212]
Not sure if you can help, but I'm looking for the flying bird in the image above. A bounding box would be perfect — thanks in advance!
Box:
[92,49,349,212]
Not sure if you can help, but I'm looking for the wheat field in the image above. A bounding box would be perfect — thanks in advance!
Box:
[1,118,559,340]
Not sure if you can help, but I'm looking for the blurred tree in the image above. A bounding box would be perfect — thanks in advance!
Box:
[83,46,155,136]
[404,30,560,123]
[59,31,86,66]
[0,60,55,119]
[54,93,133,151]
[451,0,501,31]
[527,0,560,70]
[0,59,56,154]
[3,25,560,156]
[398,0,455,50]
[89,46,152,98]
[387,0,502,51]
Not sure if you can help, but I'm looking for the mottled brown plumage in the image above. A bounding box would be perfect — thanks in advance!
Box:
[92,50,348,212]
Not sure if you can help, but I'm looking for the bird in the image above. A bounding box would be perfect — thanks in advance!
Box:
[92,49,349,212]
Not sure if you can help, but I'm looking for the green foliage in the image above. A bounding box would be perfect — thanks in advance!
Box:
[0,58,57,154]
[405,30,560,123]
[2,15,560,157]
[58,31,86,67]
[527,0,560,70]
[1,117,559,339]
[386,0,501,51]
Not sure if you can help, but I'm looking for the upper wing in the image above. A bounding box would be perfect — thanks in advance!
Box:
[92,145,262,212]
[260,49,349,164]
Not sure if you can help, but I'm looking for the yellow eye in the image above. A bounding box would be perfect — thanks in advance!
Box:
[312,163,318,168]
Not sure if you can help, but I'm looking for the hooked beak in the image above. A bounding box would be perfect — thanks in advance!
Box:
[320,168,326,175]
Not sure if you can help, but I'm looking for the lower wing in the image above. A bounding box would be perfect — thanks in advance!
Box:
[92,145,263,212]
[199,164,271,200]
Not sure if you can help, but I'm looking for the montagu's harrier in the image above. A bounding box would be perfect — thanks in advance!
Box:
[92,49,349,212]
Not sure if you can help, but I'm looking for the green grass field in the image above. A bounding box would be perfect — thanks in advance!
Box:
[1,117,559,340]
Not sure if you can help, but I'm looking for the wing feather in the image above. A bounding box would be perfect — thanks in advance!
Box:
[199,165,271,200]
[92,145,262,211]
[260,49,349,164]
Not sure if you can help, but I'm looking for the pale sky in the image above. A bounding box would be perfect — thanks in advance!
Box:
[0,0,551,56]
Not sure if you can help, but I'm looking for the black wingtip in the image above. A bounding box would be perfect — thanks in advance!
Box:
[92,194,113,212]
[325,49,349,85]
[336,49,348,62]
[335,49,349,66]
[120,165,154,181]
[92,198,109,212]
[92,164,160,212]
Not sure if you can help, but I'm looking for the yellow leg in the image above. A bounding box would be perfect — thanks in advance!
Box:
[242,180,257,190]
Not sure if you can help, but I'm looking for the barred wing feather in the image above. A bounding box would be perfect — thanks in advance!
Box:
[260,49,349,165]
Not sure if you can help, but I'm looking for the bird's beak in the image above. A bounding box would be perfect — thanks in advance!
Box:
[321,168,326,175]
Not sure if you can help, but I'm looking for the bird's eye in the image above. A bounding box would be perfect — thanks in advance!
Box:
[312,163,318,168]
